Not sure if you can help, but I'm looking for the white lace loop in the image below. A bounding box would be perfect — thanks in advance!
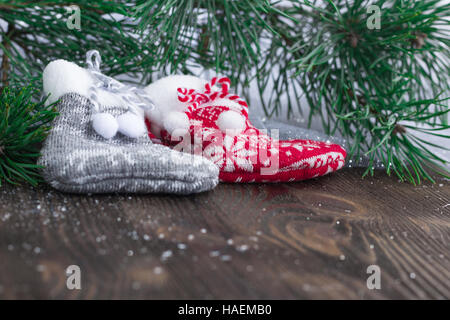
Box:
[85,50,155,114]
[86,50,101,71]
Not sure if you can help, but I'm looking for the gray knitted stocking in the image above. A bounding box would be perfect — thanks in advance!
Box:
[38,56,219,194]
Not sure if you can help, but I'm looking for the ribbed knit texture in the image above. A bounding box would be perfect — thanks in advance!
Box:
[38,93,219,194]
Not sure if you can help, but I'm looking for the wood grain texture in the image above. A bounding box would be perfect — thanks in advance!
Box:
[0,168,449,299]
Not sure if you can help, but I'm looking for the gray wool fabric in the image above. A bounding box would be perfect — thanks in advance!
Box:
[38,93,219,194]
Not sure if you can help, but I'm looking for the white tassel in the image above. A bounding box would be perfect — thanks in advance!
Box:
[92,113,119,139]
[117,112,147,138]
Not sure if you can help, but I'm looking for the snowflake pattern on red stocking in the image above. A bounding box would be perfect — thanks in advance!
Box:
[150,77,347,183]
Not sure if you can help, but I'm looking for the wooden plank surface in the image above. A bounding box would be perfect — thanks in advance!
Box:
[0,168,449,299]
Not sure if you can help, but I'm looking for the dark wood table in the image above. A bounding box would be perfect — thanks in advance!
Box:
[0,168,449,299]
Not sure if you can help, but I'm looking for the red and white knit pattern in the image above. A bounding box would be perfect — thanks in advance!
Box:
[177,77,249,118]
[150,77,347,183]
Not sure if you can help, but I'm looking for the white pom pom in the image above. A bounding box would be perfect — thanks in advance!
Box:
[117,112,147,138]
[216,110,246,135]
[92,113,119,139]
[43,59,94,105]
[163,111,190,135]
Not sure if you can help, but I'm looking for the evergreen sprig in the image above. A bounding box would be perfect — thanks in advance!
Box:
[134,0,283,86]
[0,86,57,186]
[0,0,141,89]
[270,0,450,184]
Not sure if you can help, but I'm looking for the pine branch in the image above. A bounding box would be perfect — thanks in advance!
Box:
[275,0,450,184]
[0,85,58,186]
[134,0,280,86]
[0,1,142,89]
[0,22,16,88]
